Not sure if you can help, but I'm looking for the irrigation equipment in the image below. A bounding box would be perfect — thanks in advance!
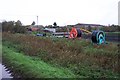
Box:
[69,27,106,44]
[91,31,105,44]
[69,27,82,38]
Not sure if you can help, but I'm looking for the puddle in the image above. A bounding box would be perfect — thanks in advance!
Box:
[0,63,13,79]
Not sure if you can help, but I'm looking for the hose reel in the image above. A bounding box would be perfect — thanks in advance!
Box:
[69,27,106,44]
[91,31,105,44]
[69,28,82,38]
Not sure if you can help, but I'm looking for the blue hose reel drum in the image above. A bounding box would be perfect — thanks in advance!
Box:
[91,31,105,44]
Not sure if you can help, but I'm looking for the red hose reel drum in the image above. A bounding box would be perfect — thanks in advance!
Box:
[69,27,82,38]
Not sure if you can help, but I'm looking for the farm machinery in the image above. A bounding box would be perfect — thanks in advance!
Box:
[69,27,106,44]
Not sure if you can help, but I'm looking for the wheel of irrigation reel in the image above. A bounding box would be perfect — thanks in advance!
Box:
[91,31,105,44]
[69,28,82,38]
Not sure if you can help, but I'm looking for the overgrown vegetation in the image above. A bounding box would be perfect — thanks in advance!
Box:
[2,32,120,78]
[2,20,27,33]
[2,45,76,78]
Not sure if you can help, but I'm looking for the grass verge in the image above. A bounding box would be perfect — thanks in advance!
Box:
[2,45,76,78]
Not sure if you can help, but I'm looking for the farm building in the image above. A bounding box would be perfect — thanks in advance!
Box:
[27,25,44,31]
[67,23,104,29]
[44,28,56,33]
[75,23,103,28]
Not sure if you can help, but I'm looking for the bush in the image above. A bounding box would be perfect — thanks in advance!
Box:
[2,21,27,33]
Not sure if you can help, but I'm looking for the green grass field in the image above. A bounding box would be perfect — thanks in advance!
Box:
[2,32,120,78]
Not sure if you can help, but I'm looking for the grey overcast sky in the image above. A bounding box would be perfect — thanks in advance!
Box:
[0,0,119,26]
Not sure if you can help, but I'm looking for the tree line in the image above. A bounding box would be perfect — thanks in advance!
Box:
[2,20,27,33]
[1,20,120,33]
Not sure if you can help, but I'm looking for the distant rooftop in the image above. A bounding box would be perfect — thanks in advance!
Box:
[30,25,44,28]
[75,23,104,27]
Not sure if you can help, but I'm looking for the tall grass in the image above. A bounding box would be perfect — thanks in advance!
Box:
[2,45,76,78]
[2,32,120,77]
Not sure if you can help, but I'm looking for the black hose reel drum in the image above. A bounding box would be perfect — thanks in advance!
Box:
[91,31,105,44]
[76,29,82,37]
